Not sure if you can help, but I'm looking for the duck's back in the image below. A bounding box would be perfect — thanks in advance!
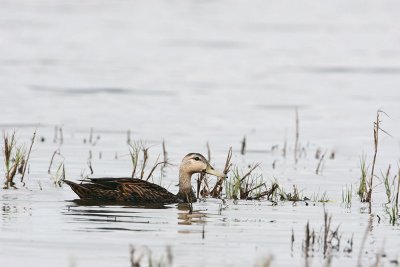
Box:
[64,178,179,204]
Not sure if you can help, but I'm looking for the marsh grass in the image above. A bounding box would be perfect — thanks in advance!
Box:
[357,111,390,207]
[48,148,62,174]
[312,191,330,203]
[129,141,142,178]
[209,147,232,198]
[128,141,170,184]
[358,155,368,202]
[386,166,399,225]
[225,163,265,200]
[342,184,352,208]
[2,131,35,189]
[278,185,302,202]
[380,165,395,204]
[20,130,36,186]
[301,210,350,261]
[51,163,65,187]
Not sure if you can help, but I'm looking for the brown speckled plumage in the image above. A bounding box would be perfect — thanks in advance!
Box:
[64,153,225,204]
[64,178,181,203]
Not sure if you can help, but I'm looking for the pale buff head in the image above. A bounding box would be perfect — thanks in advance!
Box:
[177,153,226,198]
[180,153,226,177]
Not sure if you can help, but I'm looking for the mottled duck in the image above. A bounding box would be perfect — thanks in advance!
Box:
[64,153,225,204]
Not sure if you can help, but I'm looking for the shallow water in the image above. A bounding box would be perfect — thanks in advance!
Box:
[1,0,400,266]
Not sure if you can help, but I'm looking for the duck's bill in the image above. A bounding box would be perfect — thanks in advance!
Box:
[205,165,227,178]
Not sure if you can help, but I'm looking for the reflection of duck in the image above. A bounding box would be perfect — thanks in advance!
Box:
[64,153,225,204]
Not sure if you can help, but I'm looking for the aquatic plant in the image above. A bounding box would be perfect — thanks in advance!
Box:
[311,191,330,203]
[357,155,368,202]
[342,184,352,207]
[241,136,246,155]
[51,163,65,187]
[315,151,326,175]
[224,163,264,200]
[210,147,232,198]
[278,185,303,202]
[129,140,142,178]
[381,165,395,204]
[386,166,399,225]
[20,130,36,186]
[299,210,352,261]
[2,131,36,189]
[366,111,381,206]
[48,148,62,174]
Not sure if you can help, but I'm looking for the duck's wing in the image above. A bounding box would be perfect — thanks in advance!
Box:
[67,178,178,204]
[115,179,179,203]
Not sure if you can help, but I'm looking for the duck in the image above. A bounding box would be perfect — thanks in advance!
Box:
[64,153,226,204]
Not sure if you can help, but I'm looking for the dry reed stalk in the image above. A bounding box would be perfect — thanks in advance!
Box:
[366,111,391,209]
[323,211,332,257]
[206,142,211,161]
[200,174,212,198]
[241,182,266,199]
[366,112,380,205]
[48,148,60,174]
[248,183,279,200]
[240,136,246,155]
[162,139,167,167]
[59,126,63,144]
[316,151,326,175]
[127,130,131,144]
[53,126,58,143]
[20,130,36,185]
[239,163,260,184]
[283,134,287,158]
[89,127,93,144]
[140,147,149,179]
[87,159,93,175]
[210,147,232,198]
[146,155,170,181]
[291,228,295,252]
[196,172,205,199]
[129,142,141,178]
[304,221,310,258]
[294,107,299,164]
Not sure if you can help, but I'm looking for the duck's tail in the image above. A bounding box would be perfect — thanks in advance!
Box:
[64,179,91,199]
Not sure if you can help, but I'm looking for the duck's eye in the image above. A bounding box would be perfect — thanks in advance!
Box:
[194,156,200,161]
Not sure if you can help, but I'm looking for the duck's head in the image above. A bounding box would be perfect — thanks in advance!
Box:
[180,153,226,178]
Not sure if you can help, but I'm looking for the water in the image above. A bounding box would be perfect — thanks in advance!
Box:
[1,0,400,266]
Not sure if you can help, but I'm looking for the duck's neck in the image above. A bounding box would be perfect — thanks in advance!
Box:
[178,170,193,197]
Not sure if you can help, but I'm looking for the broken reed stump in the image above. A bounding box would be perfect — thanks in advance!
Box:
[240,136,246,155]
[162,139,168,167]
